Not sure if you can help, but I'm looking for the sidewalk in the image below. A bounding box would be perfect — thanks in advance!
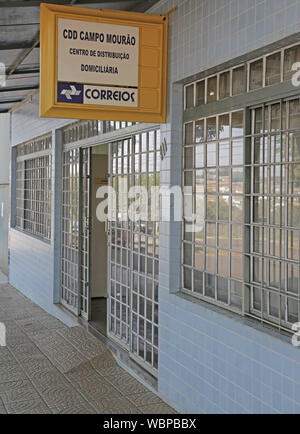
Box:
[0,273,175,414]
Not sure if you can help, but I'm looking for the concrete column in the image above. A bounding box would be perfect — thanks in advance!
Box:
[0,113,10,275]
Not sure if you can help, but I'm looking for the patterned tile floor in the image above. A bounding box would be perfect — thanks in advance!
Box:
[0,273,175,414]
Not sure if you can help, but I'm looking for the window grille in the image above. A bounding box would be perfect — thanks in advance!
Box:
[15,134,52,240]
[183,45,300,334]
[184,42,300,109]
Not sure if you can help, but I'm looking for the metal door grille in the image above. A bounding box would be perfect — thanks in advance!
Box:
[80,148,91,318]
[109,137,133,345]
[108,129,160,373]
[61,148,90,317]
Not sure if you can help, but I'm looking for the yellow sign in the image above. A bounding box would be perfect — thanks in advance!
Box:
[40,3,168,123]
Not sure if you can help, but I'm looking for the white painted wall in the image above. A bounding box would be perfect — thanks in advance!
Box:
[0,113,10,274]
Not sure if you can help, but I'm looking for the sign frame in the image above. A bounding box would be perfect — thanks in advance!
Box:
[40,3,168,123]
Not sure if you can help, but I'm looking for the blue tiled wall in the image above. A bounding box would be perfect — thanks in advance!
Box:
[149,0,300,414]
[9,229,75,325]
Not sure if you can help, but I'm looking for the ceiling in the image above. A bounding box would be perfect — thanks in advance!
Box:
[0,0,161,113]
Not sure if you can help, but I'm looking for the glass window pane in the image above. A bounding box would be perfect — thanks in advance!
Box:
[287,230,300,261]
[289,99,300,130]
[287,263,299,295]
[269,228,281,258]
[185,84,194,109]
[266,52,281,86]
[207,76,217,103]
[195,245,204,270]
[184,147,193,169]
[249,59,263,91]
[195,220,205,244]
[195,144,205,168]
[232,224,243,251]
[269,260,282,290]
[252,287,262,311]
[254,107,263,134]
[184,267,192,291]
[269,292,280,318]
[218,250,229,277]
[206,223,216,246]
[232,66,245,95]
[218,223,229,249]
[219,196,230,221]
[253,137,266,164]
[207,169,217,192]
[271,103,281,132]
[288,131,300,162]
[232,139,243,165]
[219,141,230,166]
[219,114,230,139]
[288,197,300,228]
[219,168,230,194]
[232,167,243,194]
[287,297,298,323]
[219,71,230,100]
[231,281,243,309]
[195,119,205,143]
[207,117,217,141]
[183,243,193,266]
[232,196,243,223]
[205,273,215,298]
[196,80,205,106]
[185,122,193,144]
[288,164,300,196]
[207,142,217,166]
[217,277,229,303]
[231,253,243,280]
[232,111,244,137]
[194,270,203,294]
[206,198,217,220]
[206,249,216,274]
[184,171,193,187]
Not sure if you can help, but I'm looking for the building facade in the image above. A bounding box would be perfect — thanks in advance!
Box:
[8,0,300,413]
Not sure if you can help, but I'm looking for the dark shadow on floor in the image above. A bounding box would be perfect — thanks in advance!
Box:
[90,298,107,336]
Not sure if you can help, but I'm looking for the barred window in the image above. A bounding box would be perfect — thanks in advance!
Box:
[183,47,300,334]
[15,134,52,240]
[183,110,244,311]
[61,119,138,145]
[185,41,300,109]
[248,100,300,329]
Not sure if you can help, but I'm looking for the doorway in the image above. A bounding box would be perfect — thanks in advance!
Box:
[107,130,160,375]
[61,147,90,318]
[89,144,109,335]
[60,128,161,376]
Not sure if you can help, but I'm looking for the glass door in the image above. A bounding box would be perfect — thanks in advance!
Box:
[61,147,91,318]
[108,129,160,374]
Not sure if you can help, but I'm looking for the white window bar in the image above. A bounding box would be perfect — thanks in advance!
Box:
[15,134,52,240]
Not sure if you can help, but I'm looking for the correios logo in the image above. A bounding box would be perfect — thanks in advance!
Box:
[60,85,81,100]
